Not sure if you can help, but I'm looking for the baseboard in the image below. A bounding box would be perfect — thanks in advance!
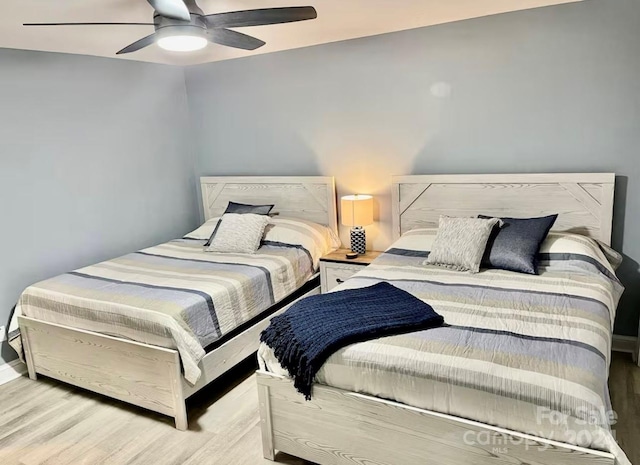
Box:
[0,359,27,386]
[612,335,638,354]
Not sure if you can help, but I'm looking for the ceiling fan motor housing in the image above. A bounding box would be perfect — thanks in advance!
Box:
[154,13,207,41]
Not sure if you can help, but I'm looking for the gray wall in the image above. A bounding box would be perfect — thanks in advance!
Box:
[0,49,198,363]
[185,0,640,336]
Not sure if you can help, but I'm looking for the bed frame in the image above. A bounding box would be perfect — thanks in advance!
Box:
[19,176,337,430]
[258,173,617,465]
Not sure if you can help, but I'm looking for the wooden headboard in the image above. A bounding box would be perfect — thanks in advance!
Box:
[391,173,615,245]
[200,176,338,235]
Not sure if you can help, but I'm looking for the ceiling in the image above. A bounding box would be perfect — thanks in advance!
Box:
[3,0,581,66]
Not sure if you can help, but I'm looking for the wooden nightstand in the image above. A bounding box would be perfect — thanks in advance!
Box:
[319,248,382,293]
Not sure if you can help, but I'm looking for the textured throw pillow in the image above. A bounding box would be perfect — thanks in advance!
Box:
[425,216,501,273]
[478,214,558,274]
[205,202,275,246]
[205,213,271,254]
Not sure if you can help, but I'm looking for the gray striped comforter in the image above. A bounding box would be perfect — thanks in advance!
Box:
[259,230,629,464]
[10,238,314,384]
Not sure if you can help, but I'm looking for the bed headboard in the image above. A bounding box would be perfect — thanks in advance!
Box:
[200,176,338,235]
[391,173,615,245]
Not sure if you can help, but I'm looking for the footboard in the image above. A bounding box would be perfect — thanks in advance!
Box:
[19,316,188,430]
[256,371,615,465]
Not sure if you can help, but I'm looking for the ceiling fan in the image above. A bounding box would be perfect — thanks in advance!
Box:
[23,0,318,54]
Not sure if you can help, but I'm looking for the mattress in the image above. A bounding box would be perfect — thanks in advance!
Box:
[259,230,630,465]
[10,237,315,384]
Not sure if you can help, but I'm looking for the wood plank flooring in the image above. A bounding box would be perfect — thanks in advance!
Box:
[609,352,640,463]
[0,353,637,465]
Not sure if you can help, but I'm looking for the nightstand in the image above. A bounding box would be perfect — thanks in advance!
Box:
[319,248,382,293]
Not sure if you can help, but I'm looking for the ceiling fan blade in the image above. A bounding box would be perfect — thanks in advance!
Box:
[116,33,157,54]
[207,29,265,51]
[24,22,154,26]
[183,0,204,16]
[147,0,190,21]
[206,6,317,29]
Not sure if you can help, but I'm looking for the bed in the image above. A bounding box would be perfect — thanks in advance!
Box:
[256,173,629,465]
[9,176,338,430]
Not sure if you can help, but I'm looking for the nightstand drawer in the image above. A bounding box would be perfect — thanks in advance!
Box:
[324,266,360,292]
[319,249,382,293]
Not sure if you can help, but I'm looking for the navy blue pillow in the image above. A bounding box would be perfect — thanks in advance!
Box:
[204,202,275,246]
[225,201,274,215]
[478,214,558,275]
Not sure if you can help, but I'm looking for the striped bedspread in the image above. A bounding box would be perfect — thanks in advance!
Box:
[10,238,314,384]
[259,230,630,464]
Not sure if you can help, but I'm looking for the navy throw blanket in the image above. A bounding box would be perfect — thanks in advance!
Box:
[260,282,444,399]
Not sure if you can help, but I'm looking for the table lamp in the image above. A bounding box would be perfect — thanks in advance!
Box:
[341,194,373,255]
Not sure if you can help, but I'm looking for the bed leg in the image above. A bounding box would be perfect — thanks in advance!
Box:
[258,383,275,460]
[20,325,38,381]
[169,354,188,431]
[174,406,188,431]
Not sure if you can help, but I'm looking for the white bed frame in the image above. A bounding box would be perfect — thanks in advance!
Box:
[19,176,337,430]
[258,173,617,465]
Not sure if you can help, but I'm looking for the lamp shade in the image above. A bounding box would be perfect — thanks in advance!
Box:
[341,195,374,227]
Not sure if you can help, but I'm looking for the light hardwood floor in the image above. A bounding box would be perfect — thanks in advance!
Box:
[0,353,637,465]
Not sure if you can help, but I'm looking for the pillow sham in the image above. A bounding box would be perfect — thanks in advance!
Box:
[595,240,623,271]
[263,217,341,269]
[205,213,271,254]
[539,232,623,287]
[425,216,501,273]
[184,217,221,240]
[385,228,438,256]
[478,214,557,275]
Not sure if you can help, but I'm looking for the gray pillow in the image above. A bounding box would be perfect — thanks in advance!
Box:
[478,214,558,274]
[205,213,271,254]
[425,216,501,273]
[205,201,275,246]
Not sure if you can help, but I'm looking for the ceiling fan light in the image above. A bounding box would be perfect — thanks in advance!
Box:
[158,35,207,52]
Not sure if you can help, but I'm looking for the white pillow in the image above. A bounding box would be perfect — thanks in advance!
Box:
[263,217,341,268]
[184,217,220,240]
[541,232,620,276]
[206,214,271,254]
[388,228,439,253]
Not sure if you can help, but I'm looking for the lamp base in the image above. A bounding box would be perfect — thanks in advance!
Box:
[349,227,366,255]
